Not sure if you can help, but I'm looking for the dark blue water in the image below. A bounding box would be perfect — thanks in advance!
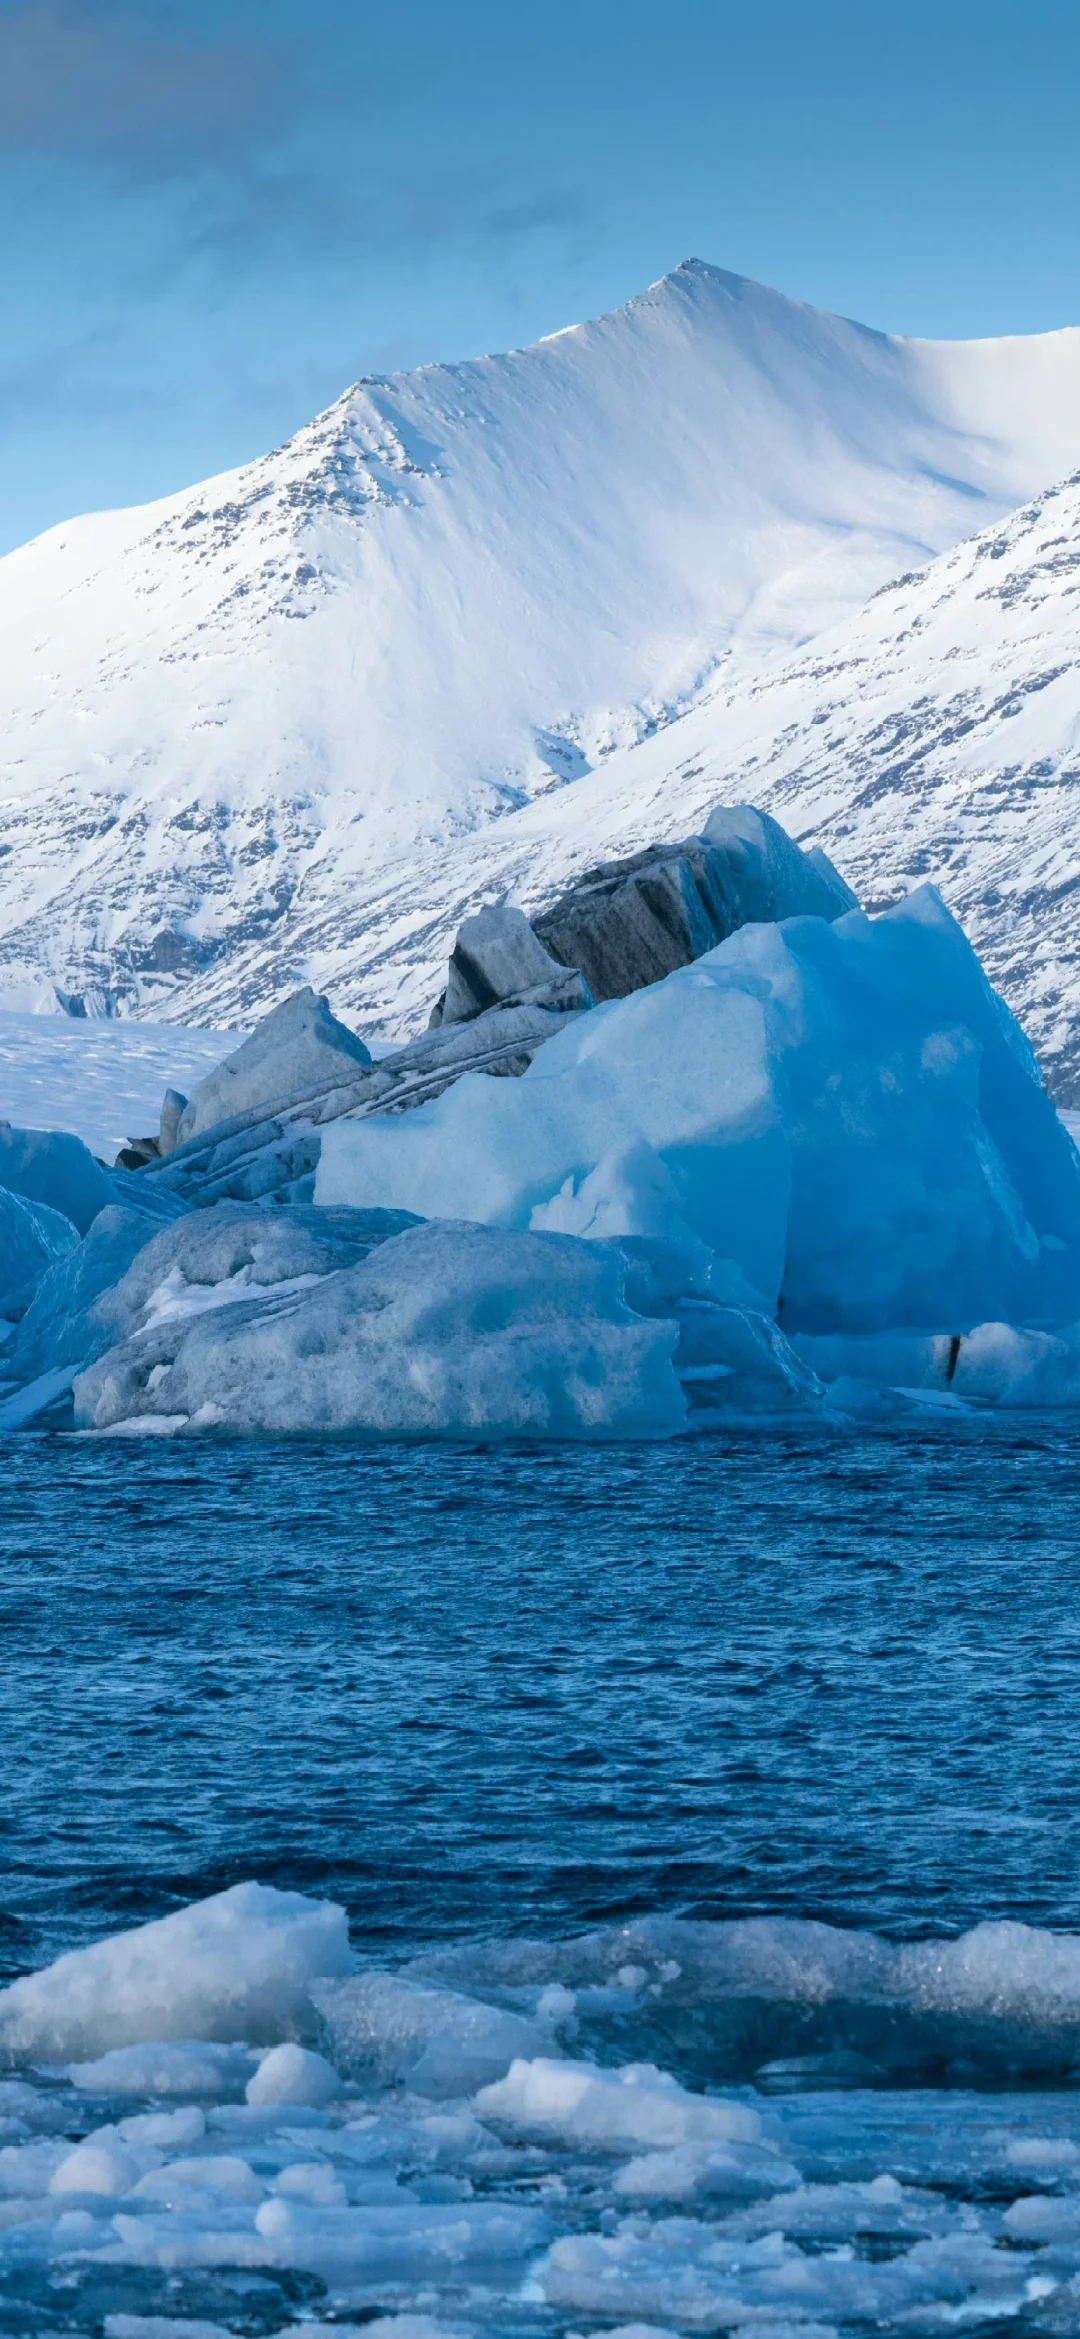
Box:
[3,1423,1080,1985]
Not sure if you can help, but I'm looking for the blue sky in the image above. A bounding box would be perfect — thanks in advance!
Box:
[3,0,1079,552]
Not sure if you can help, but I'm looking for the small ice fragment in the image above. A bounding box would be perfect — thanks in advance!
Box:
[117,2107,206,2148]
[132,2153,264,2205]
[475,2056,761,2150]
[50,2140,141,2195]
[536,1984,576,2020]
[245,2041,342,2106]
[273,2158,348,2204]
[68,2040,257,2097]
[1006,2135,1080,2166]
[106,2318,237,2338]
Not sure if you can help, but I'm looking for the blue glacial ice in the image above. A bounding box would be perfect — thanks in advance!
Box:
[7,881,1080,1435]
[318,885,1080,1338]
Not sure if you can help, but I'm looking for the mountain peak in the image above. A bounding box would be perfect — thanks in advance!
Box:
[2,266,1080,1040]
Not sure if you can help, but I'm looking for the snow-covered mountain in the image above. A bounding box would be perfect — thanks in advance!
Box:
[4,258,1080,1036]
[319,465,1080,1098]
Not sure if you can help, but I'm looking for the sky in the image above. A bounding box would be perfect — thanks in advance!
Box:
[2,0,1080,554]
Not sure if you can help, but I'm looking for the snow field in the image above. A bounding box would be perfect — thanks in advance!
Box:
[0,1011,238,1162]
[4,1888,1080,2332]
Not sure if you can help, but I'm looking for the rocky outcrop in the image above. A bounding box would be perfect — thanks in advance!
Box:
[534,804,856,1003]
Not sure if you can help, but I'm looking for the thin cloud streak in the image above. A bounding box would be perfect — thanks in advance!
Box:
[0,0,301,173]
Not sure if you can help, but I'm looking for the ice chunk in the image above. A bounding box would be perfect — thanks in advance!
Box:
[799,1320,1080,1407]
[0,1882,352,2060]
[245,2042,342,2106]
[434,903,590,1027]
[700,804,857,922]
[91,1202,401,1344]
[132,2154,265,2205]
[177,988,371,1146]
[106,2320,237,2339]
[68,2041,258,2096]
[0,1202,410,1426]
[73,1220,684,1440]
[0,1206,171,1396]
[1003,2193,1080,2241]
[273,2159,349,2203]
[315,1971,555,2096]
[248,2191,550,2276]
[319,887,1080,1337]
[474,2057,762,2151]
[50,2139,142,2195]
[106,2321,237,2339]
[614,2140,802,2202]
[0,1121,115,1233]
[117,2107,207,2147]
[0,1186,78,1319]
[158,1088,188,1155]
[533,805,854,1006]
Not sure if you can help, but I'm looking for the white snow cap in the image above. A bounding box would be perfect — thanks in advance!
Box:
[3,260,1080,1035]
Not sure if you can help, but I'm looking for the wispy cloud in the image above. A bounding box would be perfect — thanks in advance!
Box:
[0,0,300,175]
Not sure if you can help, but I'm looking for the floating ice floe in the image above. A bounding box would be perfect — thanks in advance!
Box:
[0,1881,352,2061]
[5,1886,1080,2335]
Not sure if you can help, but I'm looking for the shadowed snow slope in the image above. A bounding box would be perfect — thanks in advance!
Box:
[4,259,1080,1030]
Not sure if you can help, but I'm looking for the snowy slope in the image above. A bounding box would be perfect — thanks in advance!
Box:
[3,258,1080,1029]
[0,1012,237,1160]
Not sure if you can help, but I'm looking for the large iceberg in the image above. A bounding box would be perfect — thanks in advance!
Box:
[73,1218,685,1439]
[9,866,1080,1438]
[318,888,1080,1337]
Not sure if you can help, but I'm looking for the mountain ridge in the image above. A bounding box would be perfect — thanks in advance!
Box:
[3,258,1080,1047]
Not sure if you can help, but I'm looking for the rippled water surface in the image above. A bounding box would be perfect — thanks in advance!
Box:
[4,1426,1080,2338]
[3,1425,1080,1972]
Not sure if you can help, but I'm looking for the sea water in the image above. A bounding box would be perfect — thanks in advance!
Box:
[3,1426,1080,2337]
